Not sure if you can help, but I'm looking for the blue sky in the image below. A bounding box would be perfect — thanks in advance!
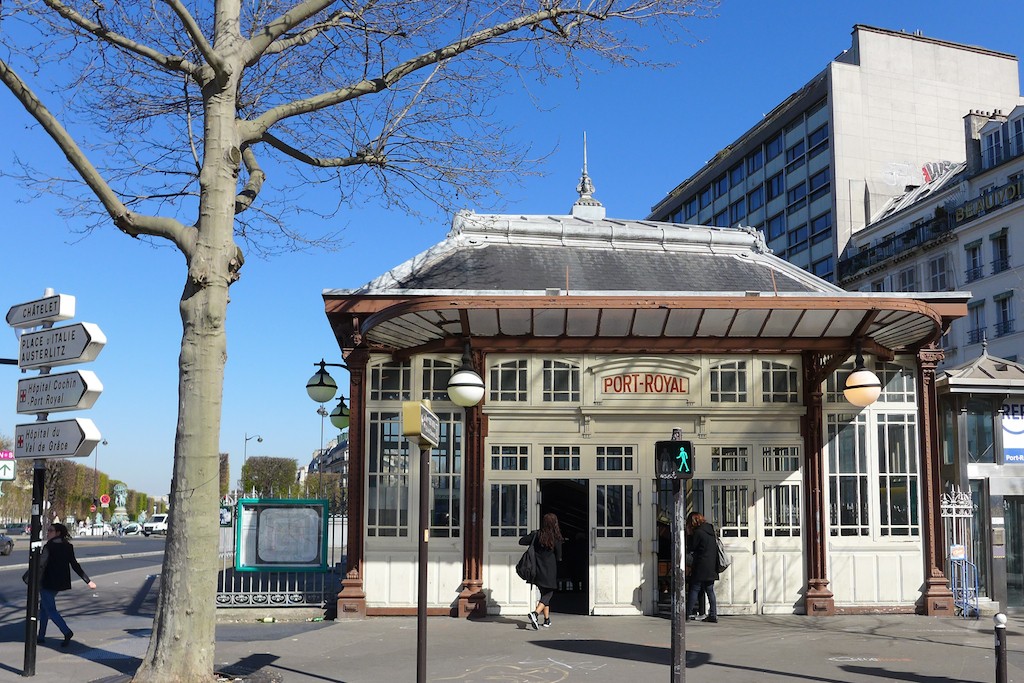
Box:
[2,1,1022,497]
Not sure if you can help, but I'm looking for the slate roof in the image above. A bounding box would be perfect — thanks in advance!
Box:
[347,208,844,296]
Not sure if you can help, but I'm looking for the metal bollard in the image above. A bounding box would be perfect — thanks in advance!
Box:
[995,612,1007,683]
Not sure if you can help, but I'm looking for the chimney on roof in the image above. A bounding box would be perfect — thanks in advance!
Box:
[571,132,606,220]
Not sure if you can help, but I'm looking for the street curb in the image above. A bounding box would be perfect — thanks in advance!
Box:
[0,550,164,572]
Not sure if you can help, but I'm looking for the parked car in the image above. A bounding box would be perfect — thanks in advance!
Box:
[0,532,13,555]
[142,514,169,536]
[80,523,113,537]
[122,522,141,535]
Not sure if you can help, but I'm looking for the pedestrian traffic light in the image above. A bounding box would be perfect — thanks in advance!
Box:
[655,440,694,479]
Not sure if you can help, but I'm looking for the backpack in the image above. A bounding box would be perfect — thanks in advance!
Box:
[715,536,732,573]
[516,538,538,584]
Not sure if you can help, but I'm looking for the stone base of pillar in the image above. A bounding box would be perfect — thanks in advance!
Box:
[457,580,487,619]
[805,580,835,616]
[920,572,955,617]
[336,576,367,619]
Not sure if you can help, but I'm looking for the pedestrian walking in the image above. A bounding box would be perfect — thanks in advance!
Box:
[520,512,563,630]
[685,512,718,623]
[27,522,97,647]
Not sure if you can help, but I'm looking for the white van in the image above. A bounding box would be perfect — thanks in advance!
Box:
[142,514,169,536]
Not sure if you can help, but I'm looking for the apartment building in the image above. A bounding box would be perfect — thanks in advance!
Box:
[647,25,1019,283]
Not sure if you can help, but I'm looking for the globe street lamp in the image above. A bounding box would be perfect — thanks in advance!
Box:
[307,359,347,498]
[242,433,263,495]
[843,344,882,407]
[93,439,108,517]
[447,343,485,408]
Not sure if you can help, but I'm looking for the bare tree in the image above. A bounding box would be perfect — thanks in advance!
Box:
[0,1,717,680]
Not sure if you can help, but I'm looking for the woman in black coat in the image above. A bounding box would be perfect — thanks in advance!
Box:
[685,512,718,623]
[32,523,97,646]
[519,512,563,629]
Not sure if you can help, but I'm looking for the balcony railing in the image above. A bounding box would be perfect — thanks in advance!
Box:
[992,256,1011,274]
[967,327,986,345]
[965,266,985,283]
[995,319,1016,338]
[838,213,954,282]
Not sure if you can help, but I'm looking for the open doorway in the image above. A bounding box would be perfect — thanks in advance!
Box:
[539,478,589,615]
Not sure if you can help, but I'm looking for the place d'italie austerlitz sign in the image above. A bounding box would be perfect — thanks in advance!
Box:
[7,291,105,460]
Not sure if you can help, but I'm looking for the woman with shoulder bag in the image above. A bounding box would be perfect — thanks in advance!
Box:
[25,523,97,646]
[685,512,718,623]
[519,512,563,630]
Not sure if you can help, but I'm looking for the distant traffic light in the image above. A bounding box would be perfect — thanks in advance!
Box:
[654,440,694,480]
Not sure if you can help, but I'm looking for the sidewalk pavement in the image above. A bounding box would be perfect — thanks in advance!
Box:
[4,607,1022,682]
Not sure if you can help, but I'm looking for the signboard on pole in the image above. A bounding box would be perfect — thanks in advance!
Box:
[14,418,102,459]
[18,322,106,369]
[402,401,440,447]
[6,294,75,329]
[17,370,103,414]
[0,451,15,482]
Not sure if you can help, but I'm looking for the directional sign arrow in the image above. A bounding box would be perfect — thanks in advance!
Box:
[14,418,102,459]
[18,322,106,369]
[0,451,14,481]
[17,370,103,414]
[6,293,75,329]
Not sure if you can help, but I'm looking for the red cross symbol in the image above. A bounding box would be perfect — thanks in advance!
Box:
[19,389,26,402]
[17,434,24,448]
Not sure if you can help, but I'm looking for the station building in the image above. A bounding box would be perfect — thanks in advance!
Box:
[319,176,969,619]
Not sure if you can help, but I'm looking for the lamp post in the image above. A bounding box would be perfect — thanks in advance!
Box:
[306,359,347,500]
[93,439,107,518]
[242,433,263,496]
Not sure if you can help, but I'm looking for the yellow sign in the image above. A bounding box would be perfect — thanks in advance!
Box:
[402,401,440,447]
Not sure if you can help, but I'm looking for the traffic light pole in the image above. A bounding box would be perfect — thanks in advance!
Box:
[671,477,686,683]
[22,459,45,677]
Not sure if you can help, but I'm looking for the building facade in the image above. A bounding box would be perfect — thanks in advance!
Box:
[838,103,1024,612]
[647,25,1019,284]
[319,181,967,619]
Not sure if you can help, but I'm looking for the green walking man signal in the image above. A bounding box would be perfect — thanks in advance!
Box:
[654,440,695,480]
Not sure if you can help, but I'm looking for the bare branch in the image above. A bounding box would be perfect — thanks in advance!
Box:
[261,132,381,167]
[243,0,340,65]
[0,56,194,254]
[41,0,205,79]
[161,0,228,79]
[235,147,267,214]
[241,5,605,140]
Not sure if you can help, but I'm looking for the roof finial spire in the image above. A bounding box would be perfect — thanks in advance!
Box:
[576,131,596,201]
[571,132,604,219]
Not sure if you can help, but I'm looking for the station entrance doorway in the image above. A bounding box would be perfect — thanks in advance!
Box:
[539,478,589,614]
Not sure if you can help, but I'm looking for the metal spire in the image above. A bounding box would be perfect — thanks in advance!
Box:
[576,132,597,201]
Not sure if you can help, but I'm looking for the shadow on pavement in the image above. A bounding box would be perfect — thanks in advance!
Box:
[531,638,677,666]
[840,666,979,683]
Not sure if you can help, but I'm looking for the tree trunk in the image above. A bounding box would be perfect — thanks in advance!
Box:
[132,54,241,683]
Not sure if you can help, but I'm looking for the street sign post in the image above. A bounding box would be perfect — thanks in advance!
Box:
[0,451,15,482]
[14,418,102,459]
[6,293,75,329]
[402,400,440,448]
[18,322,106,369]
[16,370,103,414]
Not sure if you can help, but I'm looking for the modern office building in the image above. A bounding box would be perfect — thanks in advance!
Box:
[647,25,1019,284]
[838,103,1024,613]
[318,174,968,619]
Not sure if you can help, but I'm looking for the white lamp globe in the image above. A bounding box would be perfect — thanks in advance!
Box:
[844,367,882,407]
[447,368,485,407]
[330,399,350,430]
[306,363,338,404]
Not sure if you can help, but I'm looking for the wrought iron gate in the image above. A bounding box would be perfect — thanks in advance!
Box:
[941,487,978,619]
